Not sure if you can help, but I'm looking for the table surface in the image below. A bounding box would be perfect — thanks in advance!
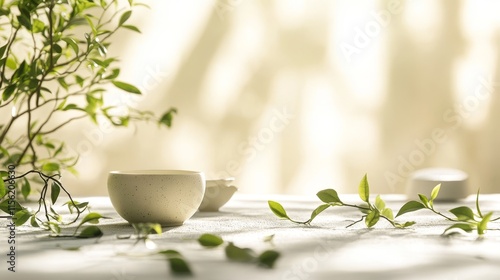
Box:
[1,193,500,280]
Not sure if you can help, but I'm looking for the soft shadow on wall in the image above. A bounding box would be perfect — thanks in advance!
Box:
[60,0,500,196]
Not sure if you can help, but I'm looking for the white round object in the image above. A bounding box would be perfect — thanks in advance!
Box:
[406,168,469,201]
[108,170,205,226]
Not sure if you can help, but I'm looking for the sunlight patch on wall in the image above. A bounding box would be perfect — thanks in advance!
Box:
[199,2,265,121]
[452,0,500,128]
[163,118,210,169]
[327,0,387,109]
[122,0,214,89]
[301,77,339,158]
[273,0,307,28]
[403,0,442,48]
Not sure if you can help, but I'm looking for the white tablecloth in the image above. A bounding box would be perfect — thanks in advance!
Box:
[1,194,500,280]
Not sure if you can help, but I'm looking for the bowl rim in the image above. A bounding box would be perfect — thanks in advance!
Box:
[109,170,203,175]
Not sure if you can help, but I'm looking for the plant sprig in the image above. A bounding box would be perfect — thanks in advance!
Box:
[1,169,106,238]
[397,185,500,236]
[269,174,500,236]
[269,174,415,229]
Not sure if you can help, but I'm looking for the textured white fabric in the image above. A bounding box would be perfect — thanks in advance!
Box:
[1,194,499,280]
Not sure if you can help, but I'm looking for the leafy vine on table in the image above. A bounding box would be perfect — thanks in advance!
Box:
[269,174,500,236]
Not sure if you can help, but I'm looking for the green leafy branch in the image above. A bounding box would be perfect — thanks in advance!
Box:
[0,0,177,201]
[269,174,415,229]
[269,174,500,236]
[198,233,281,269]
[0,169,106,238]
[397,185,500,236]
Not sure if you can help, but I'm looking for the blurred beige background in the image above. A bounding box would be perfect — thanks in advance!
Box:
[56,0,500,196]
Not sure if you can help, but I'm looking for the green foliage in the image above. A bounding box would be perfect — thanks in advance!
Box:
[397,184,496,235]
[158,250,193,275]
[358,174,370,203]
[268,200,290,220]
[0,0,176,203]
[198,233,224,247]
[269,175,415,229]
[197,233,280,269]
[268,174,499,236]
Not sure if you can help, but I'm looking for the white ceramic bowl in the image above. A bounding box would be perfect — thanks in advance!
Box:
[198,178,237,212]
[406,168,469,201]
[107,170,205,226]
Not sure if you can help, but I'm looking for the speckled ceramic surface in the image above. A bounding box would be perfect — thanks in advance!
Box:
[107,170,205,226]
[198,178,237,212]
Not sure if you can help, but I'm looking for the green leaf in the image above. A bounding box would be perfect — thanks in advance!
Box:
[119,10,132,25]
[396,201,426,217]
[225,242,256,262]
[159,108,177,127]
[62,104,81,111]
[2,84,16,101]
[48,222,61,234]
[449,206,475,221]
[365,210,380,228]
[198,233,224,247]
[430,184,441,201]
[13,209,31,226]
[51,182,61,204]
[443,223,475,235]
[477,212,493,235]
[77,226,103,238]
[375,195,385,211]
[85,15,97,35]
[30,215,39,227]
[258,250,280,268]
[6,57,16,69]
[316,189,343,204]
[32,19,45,33]
[158,250,192,275]
[42,162,60,172]
[0,177,5,197]
[64,201,89,214]
[358,174,369,203]
[97,44,107,57]
[0,199,23,214]
[132,223,162,236]
[62,38,79,54]
[122,24,141,33]
[53,44,63,53]
[112,81,141,94]
[105,68,120,80]
[268,200,290,220]
[309,204,330,222]
[475,189,483,218]
[17,14,32,30]
[418,194,430,208]
[79,212,105,226]
[0,43,7,58]
[394,221,416,228]
[21,177,31,200]
[381,208,394,220]
[75,75,85,87]
[357,202,371,214]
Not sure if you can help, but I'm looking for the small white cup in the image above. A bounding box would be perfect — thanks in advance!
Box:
[107,170,205,226]
[406,168,469,201]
